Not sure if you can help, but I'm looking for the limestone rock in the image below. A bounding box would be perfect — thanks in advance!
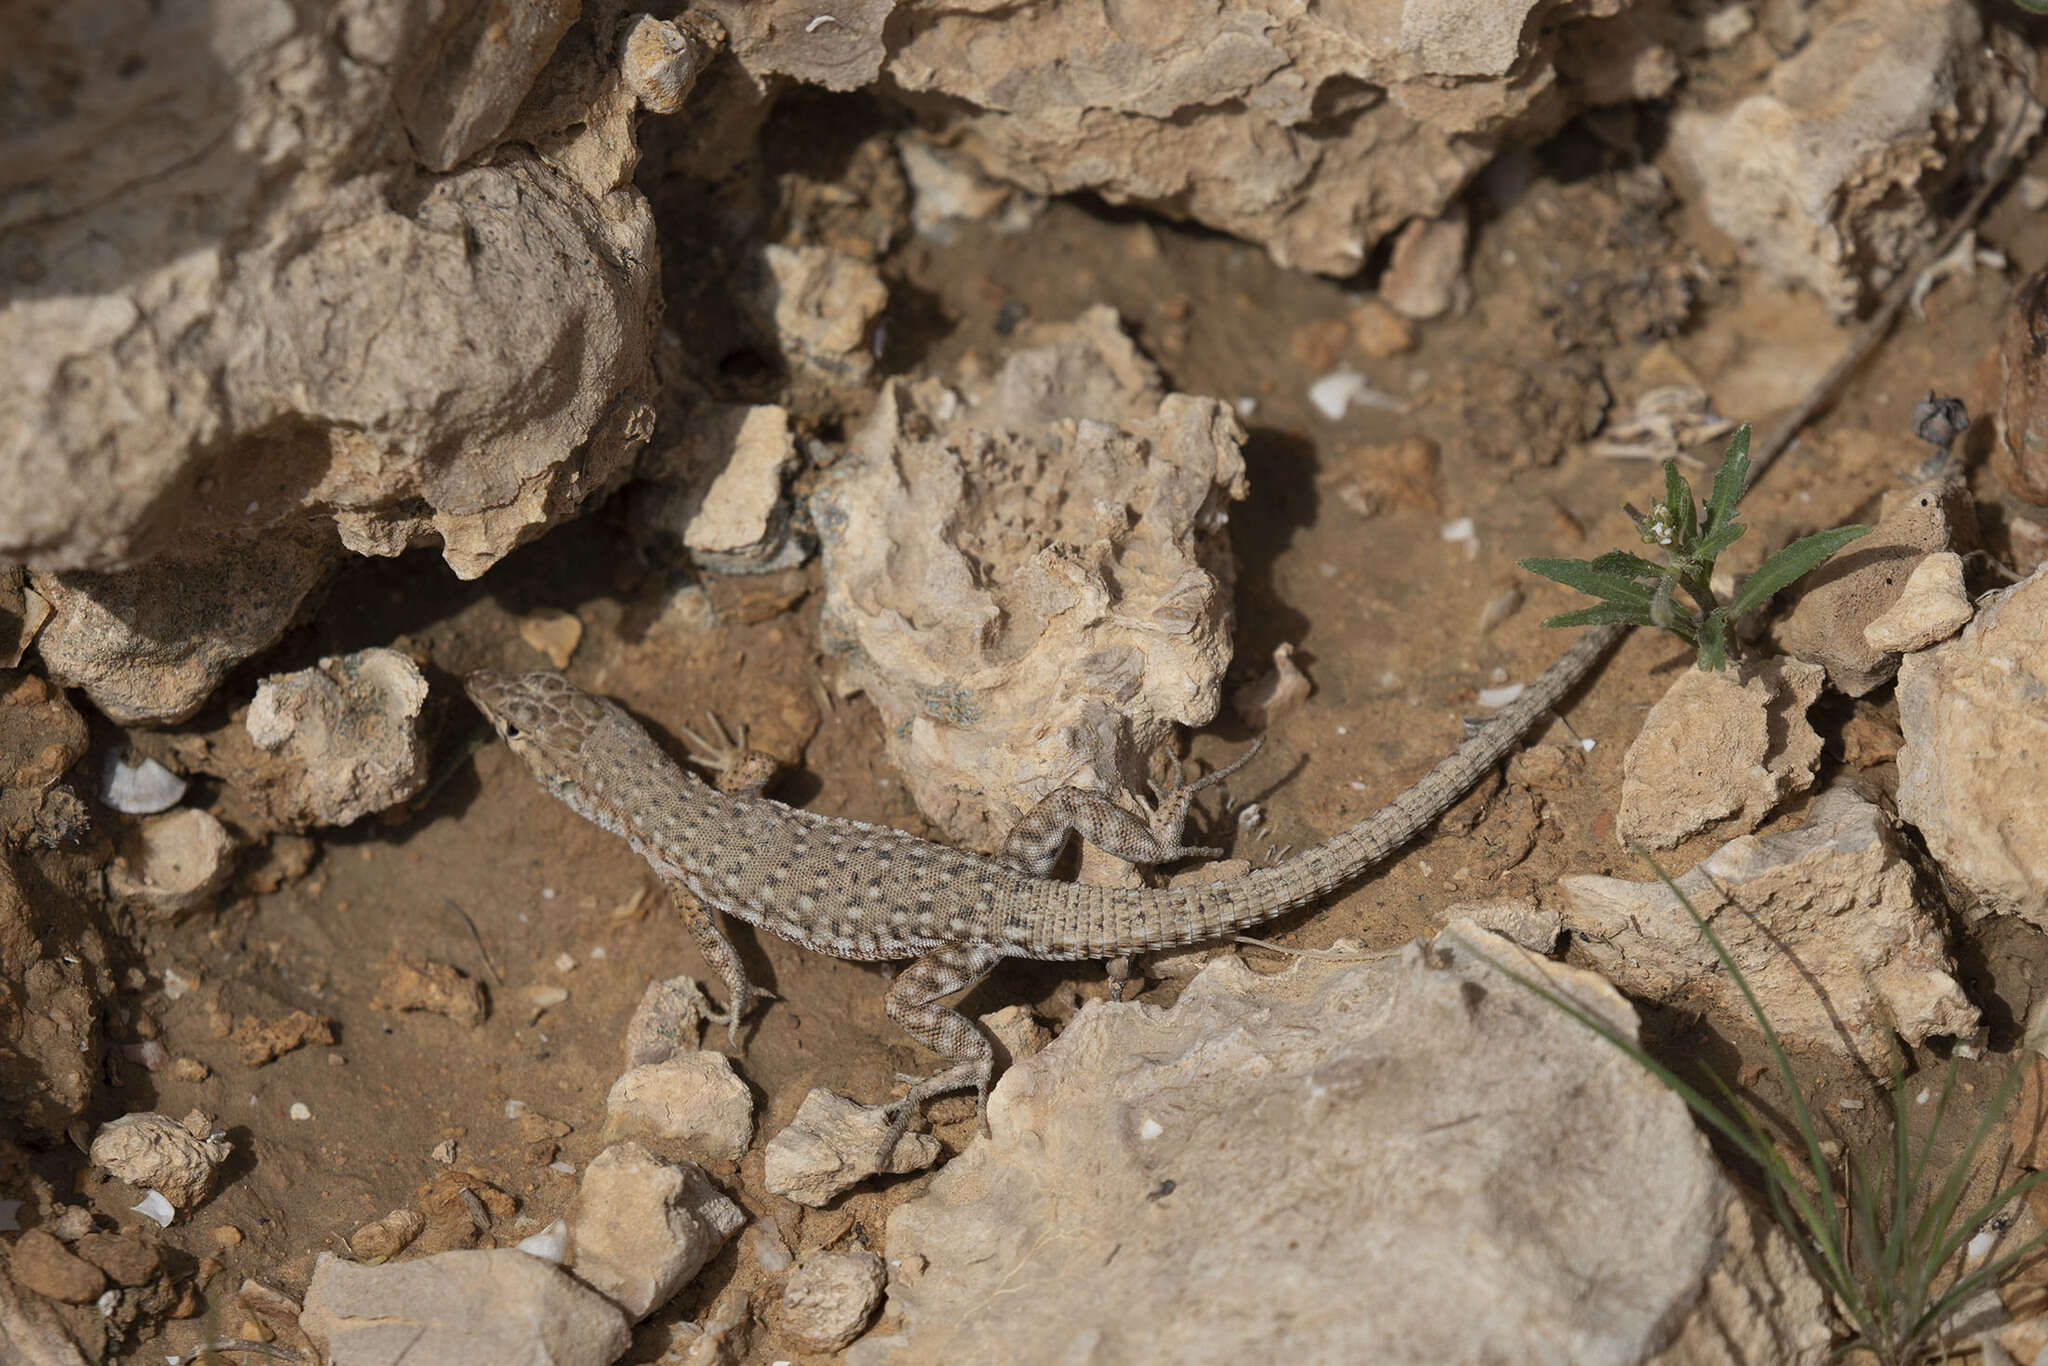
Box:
[347,1209,426,1262]
[622,977,708,1068]
[814,307,1247,846]
[1864,551,1973,653]
[1897,565,2048,923]
[857,932,1828,1364]
[89,1110,231,1211]
[1668,0,2040,315]
[762,1090,943,1209]
[1560,787,1977,1071]
[977,1005,1052,1071]
[2,0,661,581]
[371,955,487,1027]
[241,648,432,829]
[0,1263,90,1365]
[0,673,88,849]
[105,808,239,918]
[30,532,339,726]
[566,1143,745,1320]
[1380,209,1471,321]
[1617,658,1824,850]
[752,246,886,411]
[635,405,803,575]
[711,0,1675,277]
[1773,480,1977,696]
[1444,898,1562,953]
[780,1249,886,1352]
[299,1249,632,1366]
[898,136,1045,241]
[602,1055,755,1162]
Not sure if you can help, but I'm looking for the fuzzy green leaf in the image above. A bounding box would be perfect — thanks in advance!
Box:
[1695,612,1729,670]
[1727,524,1871,619]
[1537,602,1655,629]
[1663,460,1697,547]
[1690,519,1748,566]
[1702,423,1751,534]
[1517,556,1652,604]
[1588,549,1666,582]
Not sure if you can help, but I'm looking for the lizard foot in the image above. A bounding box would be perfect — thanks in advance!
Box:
[1133,737,1265,859]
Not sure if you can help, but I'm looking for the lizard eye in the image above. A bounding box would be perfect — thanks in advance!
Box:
[502,723,521,739]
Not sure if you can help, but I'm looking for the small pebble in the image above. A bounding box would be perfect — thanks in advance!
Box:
[288,1102,311,1121]
[527,986,569,1008]
[208,1224,243,1247]
[171,1057,209,1082]
[554,952,577,973]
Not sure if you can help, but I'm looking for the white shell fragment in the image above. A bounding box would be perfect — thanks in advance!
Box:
[130,1191,176,1228]
[101,752,187,814]
[517,1219,570,1265]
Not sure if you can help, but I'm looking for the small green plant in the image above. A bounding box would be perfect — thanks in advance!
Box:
[1474,869,2048,1365]
[1518,424,1870,669]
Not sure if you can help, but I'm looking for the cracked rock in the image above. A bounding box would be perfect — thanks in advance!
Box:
[1863,551,1973,654]
[602,1054,755,1163]
[300,1248,631,1366]
[1560,786,1977,1071]
[566,1142,745,1320]
[1897,565,2048,923]
[1617,657,1824,850]
[813,307,1247,847]
[240,648,432,829]
[780,1249,886,1352]
[89,1110,231,1212]
[855,932,1828,1364]
[762,1090,942,1209]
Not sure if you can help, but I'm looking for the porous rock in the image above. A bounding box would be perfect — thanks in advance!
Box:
[1896,565,2048,923]
[371,954,487,1027]
[751,246,887,411]
[710,0,1675,276]
[1560,787,1976,1071]
[2,0,661,583]
[780,1249,886,1352]
[88,1110,231,1211]
[1616,658,1824,851]
[237,648,432,829]
[898,136,1045,241]
[299,1248,631,1366]
[1773,479,1976,696]
[0,673,89,850]
[1863,551,1973,654]
[0,856,107,1137]
[1668,0,2040,315]
[602,1054,755,1163]
[813,307,1247,846]
[762,1090,943,1209]
[105,808,239,918]
[566,1142,745,1320]
[347,1209,426,1263]
[30,532,339,726]
[857,931,1828,1364]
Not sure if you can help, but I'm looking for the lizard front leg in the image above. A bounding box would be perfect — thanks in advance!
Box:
[881,943,1003,1152]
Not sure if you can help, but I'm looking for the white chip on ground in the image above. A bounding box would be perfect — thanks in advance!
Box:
[527,986,569,1008]
[161,968,195,1000]
[1580,738,1597,752]
[516,1218,570,1264]
[1307,368,1408,420]
[1440,517,1478,557]
[102,753,188,814]
[1139,1117,1164,1140]
[289,1102,312,1121]
[548,1160,576,1175]
[505,1100,528,1120]
[1235,396,1258,417]
[131,1191,176,1227]
[1478,684,1525,708]
[553,953,577,973]
[588,946,607,960]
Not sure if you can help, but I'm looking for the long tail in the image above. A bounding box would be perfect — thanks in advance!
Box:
[1038,625,1624,959]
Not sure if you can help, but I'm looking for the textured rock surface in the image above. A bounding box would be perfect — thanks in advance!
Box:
[602,1054,755,1162]
[566,1143,745,1321]
[1864,551,1973,654]
[635,405,803,574]
[1669,0,2039,315]
[709,0,1674,276]
[30,532,339,726]
[0,1265,89,1365]
[1774,480,1977,696]
[857,931,1828,1365]
[781,1249,886,1352]
[1561,787,1977,1070]
[300,1248,632,1366]
[2,0,661,581]
[813,307,1247,846]
[5,1231,104,1306]
[1617,658,1824,850]
[762,1090,943,1209]
[105,807,239,917]
[1897,566,2048,923]
[241,649,433,829]
[0,673,88,850]
[88,1110,232,1211]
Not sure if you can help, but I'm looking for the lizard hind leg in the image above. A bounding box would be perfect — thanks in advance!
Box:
[669,884,763,1046]
[881,943,1003,1152]
[998,738,1265,877]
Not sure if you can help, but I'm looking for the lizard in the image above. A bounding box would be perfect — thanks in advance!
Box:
[466,620,1620,1146]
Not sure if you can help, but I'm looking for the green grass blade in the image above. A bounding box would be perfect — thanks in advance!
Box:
[1703,424,1751,535]
[1727,525,1871,619]
[1519,556,1655,604]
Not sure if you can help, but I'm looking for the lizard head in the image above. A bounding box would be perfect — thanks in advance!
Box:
[464,669,608,780]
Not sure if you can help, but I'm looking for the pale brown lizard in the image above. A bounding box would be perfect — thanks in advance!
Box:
[466,622,1619,1143]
